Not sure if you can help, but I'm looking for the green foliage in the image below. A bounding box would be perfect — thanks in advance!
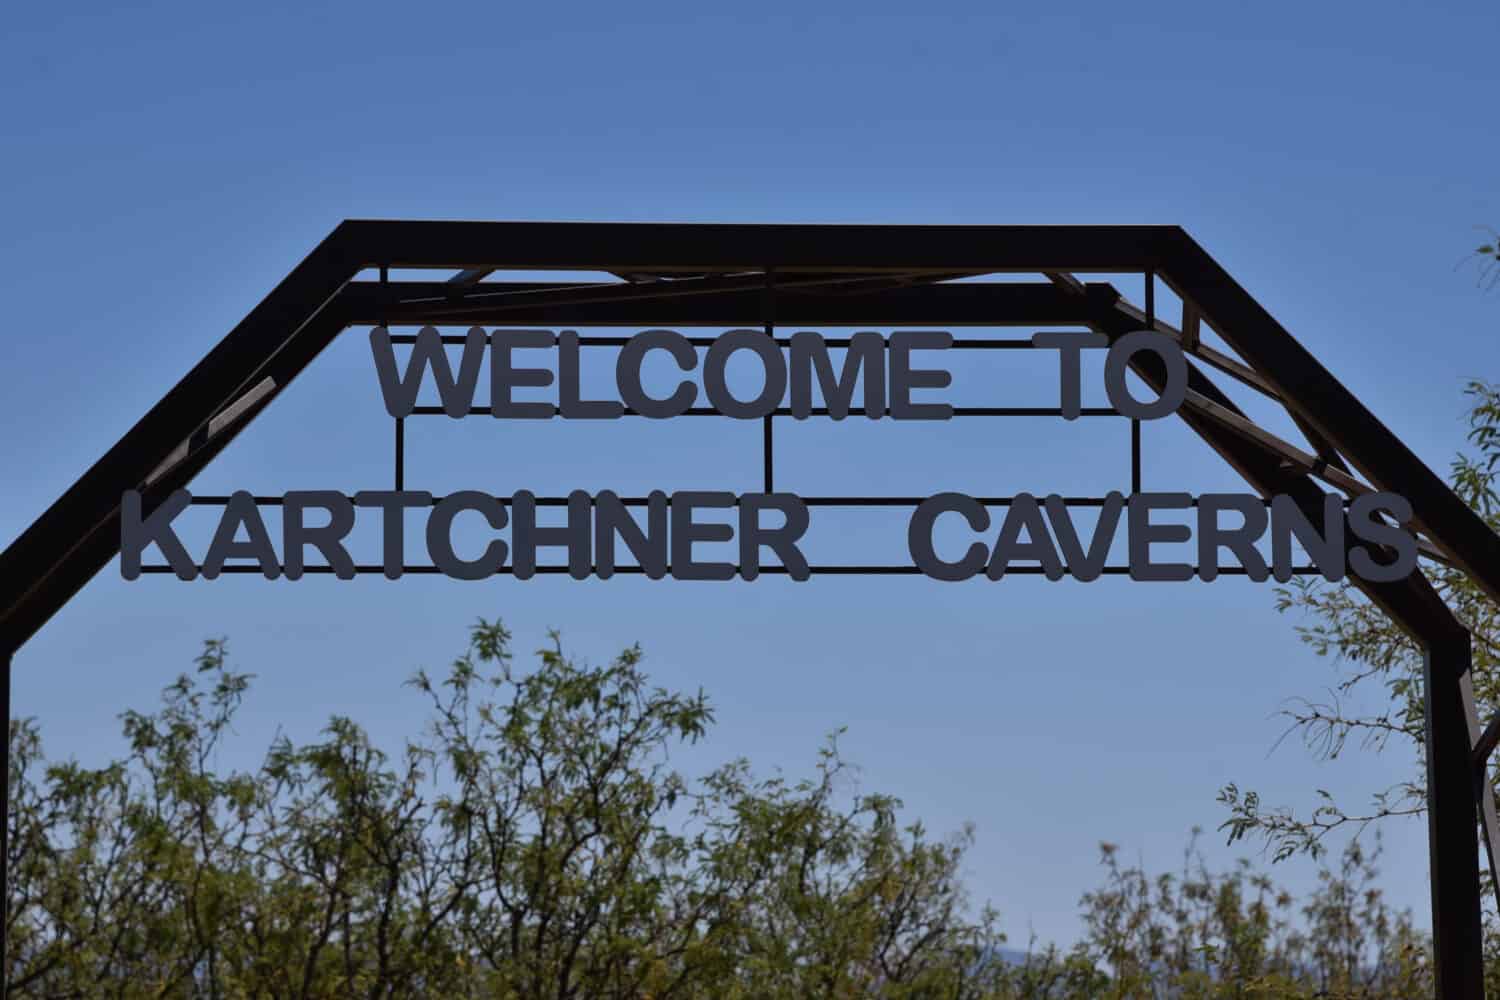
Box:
[1217,223,1500,926]
[1064,830,1441,998]
[6,620,1479,997]
[1218,380,1500,872]
[5,621,1016,998]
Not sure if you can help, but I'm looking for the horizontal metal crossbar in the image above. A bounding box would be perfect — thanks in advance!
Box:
[339,279,1121,327]
[134,564,1329,577]
[388,332,1052,348]
[183,494,1346,508]
[405,406,1121,418]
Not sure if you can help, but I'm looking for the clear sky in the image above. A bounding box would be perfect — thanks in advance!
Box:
[3,0,1498,950]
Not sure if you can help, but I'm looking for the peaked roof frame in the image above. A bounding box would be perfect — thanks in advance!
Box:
[2,222,1496,998]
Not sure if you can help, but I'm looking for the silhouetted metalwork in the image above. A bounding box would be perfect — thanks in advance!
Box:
[1,222,1497,998]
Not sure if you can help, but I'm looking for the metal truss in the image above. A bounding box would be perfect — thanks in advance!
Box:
[2,222,1498,997]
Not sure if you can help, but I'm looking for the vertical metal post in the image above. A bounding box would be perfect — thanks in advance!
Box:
[1131,270,1153,494]
[762,417,773,493]
[1130,421,1141,494]
[2,647,10,1000]
[763,269,775,493]
[394,420,405,491]
[1426,633,1485,999]
[384,265,404,493]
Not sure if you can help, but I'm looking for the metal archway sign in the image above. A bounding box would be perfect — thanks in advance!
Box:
[3,222,1499,998]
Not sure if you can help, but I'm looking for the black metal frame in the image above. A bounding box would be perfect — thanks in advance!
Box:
[2,222,1497,998]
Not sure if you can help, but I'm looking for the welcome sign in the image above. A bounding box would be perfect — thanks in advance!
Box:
[9,221,1492,994]
[119,324,1418,584]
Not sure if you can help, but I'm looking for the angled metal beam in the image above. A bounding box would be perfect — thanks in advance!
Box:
[1286,411,1354,475]
[1158,229,1500,609]
[373,269,990,321]
[144,377,277,487]
[447,267,494,286]
[1460,673,1500,915]
[1476,710,1500,768]
[1180,389,1452,567]
[0,225,359,647]
[1091,303,1464,643]
[1044,270,1087,296]
[0,300,353,649]
[1097,297,1483,1000]
[1129,294,1352,475]
[1112,298,1283,402]
[1182,390,1371,497]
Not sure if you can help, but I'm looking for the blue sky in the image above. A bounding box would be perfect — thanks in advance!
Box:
[3,0,1498,949]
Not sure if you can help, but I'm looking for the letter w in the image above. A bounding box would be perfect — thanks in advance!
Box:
[369,325,487,418]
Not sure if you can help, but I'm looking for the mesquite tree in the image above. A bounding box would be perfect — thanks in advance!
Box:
[1218,236,1500,891]
[4,619,1007,998]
